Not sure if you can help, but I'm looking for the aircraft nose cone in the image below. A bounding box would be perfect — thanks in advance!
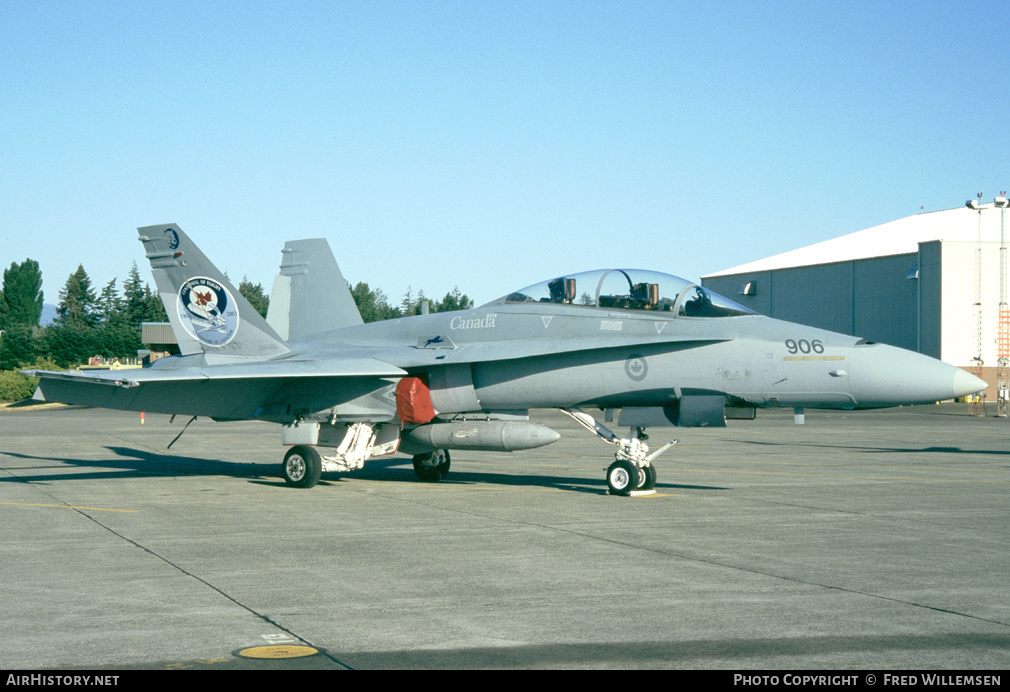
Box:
[952,368,987,399]
[850,345,987,407]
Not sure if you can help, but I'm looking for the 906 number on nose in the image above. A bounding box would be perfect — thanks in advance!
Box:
[785,339,824,354]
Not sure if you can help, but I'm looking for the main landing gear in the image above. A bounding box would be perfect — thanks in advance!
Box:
[281,422,399,489]
[283,445,322,488]
[561,408,676,497]
[281,443,453,487]
[412,449,451,482]
[280,420,454,488]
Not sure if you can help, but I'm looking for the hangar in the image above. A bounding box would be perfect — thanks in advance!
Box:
[701,199,1010,403]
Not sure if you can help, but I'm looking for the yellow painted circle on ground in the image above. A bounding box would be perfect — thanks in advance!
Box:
[238,645,319,659]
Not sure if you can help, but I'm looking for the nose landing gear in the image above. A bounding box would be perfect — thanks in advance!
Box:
[561,408,676,496]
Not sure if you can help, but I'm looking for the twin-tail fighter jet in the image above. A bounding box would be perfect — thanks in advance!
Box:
[26,225,986,495]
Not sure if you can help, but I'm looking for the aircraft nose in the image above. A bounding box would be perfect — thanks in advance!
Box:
[851,345,986,407]
[952,368,987,400]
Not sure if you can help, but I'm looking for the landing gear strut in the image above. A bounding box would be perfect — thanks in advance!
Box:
[561,408,676,496]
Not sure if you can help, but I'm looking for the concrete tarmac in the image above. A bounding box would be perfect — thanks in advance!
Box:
[1,404,1008,670]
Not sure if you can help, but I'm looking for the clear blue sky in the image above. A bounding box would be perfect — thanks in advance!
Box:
[2,0,1007,308]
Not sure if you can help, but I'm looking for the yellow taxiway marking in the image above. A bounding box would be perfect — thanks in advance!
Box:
[0,501,138,513]
[238,645,319,659]
[783,355,845,361]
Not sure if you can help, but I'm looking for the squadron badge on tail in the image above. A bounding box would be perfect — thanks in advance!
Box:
[177,276,239,346]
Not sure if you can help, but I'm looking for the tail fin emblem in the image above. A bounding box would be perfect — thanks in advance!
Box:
[178,277,240,346]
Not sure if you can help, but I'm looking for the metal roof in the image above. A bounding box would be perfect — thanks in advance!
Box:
[141,322,177,345]
[704,203,1008,278]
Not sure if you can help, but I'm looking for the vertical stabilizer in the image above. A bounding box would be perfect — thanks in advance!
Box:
[137,224,290,360]
[266,238,363,342]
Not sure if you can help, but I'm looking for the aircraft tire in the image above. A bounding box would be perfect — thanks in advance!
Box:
[606,460,641,496]
[640,465,657,491]
[413,449,451,482]
[283,445,322,488]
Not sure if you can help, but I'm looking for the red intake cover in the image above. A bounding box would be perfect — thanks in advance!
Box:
[395,376,436,425]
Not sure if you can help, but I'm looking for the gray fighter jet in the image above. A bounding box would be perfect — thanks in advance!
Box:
[26,225,986,495]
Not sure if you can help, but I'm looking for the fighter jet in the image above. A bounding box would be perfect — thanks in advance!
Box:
[26,225,986,496]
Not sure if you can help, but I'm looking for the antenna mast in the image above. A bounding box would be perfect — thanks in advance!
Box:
[997,192,1009,417]
[968,193,985,416]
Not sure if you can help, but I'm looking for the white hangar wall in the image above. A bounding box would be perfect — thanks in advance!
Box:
[921,240,1002,368]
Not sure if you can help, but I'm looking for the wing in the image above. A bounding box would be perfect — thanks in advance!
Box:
[26,358,406,421]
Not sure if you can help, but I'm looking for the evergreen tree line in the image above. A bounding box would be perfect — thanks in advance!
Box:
[0,258,475,373]
[349,282,474,322]
[0,260,172,370]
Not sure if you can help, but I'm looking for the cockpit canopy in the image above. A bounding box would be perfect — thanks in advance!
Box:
[485,269,755,318]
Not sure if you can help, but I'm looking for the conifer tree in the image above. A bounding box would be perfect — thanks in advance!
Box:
[434,287,474,313]
[55,265,98,329]
[350,282,400,323]
[239,277,270,318]
[0,259,44,329]
[123,262,147,327]
[98,278,127,328]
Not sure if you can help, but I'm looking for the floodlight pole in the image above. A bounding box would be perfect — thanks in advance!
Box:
[996,194,1009,417]
[967,195,985,416]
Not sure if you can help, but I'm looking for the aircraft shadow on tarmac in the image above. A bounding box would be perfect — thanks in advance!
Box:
[722,438,1010,458]
[117,630,1010,669]
[0,446,273,484]
[0,446,727,494]
[319,631,1010,669]
[295,456,728,494]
